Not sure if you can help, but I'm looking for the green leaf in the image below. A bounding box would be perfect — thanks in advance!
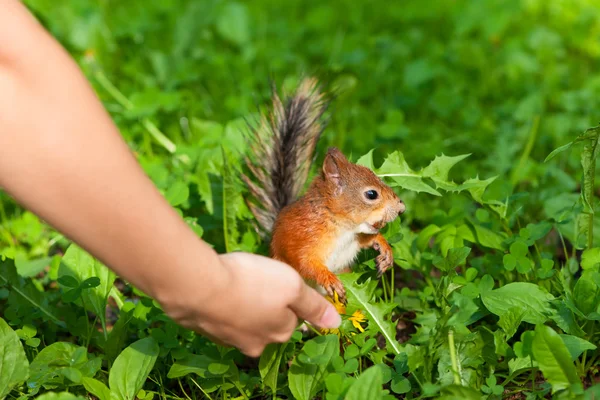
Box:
[581,247,600,269]
[339,274,400,354]
[438,385,481,400]
[498,307,525,340]
[59,244,116,334]
[471,223,506,250]
[80,277,101,289]
[15,256,53,278]
[559,334,597,361]
[508,356,536,376]
[545,142,575,162]
[532,324,581,394]
[503,254,517,271]
[105,309,134,364]
[165,181,189,207]
[60,367,83,383]
[222,149,241,252]
[216,2,250,46]
[345,365,384,400]
[421,154,471,185]
[259,343,288,394]
[344,344,360,360]
[375,151,440,196]
[573,273,600,316]
[510,240,529,257]
[481,282,554,324]
[433,246,471,272]
[167,354,211,379]
[288,335,339,400]
[82,378,112,400]
[166,353,237,380]
[34,392,87,400]
[28,342,100,395]
[0,258,65,327]
[0,317,29,399]
[57,275,79,288]
[109,337,159,400]
[391,375,411,394]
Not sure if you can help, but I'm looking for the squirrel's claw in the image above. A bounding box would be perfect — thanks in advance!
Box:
[375,246,394,277]
[326,280,347,305]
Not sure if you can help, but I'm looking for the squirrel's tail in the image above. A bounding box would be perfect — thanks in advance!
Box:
[241,78,328,237]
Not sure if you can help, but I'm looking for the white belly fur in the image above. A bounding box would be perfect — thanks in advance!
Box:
[325,230,361,274]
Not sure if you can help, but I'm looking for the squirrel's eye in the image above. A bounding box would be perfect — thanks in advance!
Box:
[365,190,379,200]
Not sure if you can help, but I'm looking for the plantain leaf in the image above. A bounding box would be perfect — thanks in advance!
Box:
[532,324,581,394]
[0,317,29,399]
[259,343,289,394]
[345,365,385,400]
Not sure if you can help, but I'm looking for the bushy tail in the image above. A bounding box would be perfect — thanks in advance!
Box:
[241,78,328,237]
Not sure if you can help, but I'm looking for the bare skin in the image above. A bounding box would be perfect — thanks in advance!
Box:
[0,0,340,357]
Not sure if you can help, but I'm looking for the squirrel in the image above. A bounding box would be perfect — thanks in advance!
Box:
[241,78,406,305]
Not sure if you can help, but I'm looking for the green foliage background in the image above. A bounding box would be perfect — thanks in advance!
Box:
[3,0,600,399]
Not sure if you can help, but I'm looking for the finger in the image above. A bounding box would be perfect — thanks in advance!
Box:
[289,281,341,329]
[272,309,300,343]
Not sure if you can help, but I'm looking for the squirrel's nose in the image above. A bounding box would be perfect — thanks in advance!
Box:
[398,200,406,215]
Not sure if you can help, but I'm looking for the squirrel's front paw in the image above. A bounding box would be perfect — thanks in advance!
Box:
[324,278,347,305]
[374,241,394,278]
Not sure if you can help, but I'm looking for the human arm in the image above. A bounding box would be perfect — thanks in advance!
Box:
[0,0,340,356]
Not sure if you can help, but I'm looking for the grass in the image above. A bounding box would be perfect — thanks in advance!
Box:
[2,0,600,399]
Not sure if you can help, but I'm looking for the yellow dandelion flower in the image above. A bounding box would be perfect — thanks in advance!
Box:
[325,292,346,315]
[349,310,366,332]
[320,327,341,336]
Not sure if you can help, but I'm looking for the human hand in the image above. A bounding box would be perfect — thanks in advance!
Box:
[159,252,341,357]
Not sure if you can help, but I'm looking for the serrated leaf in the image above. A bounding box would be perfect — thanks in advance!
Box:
[339,274,400,354]
[421,153,471,183]
[375,151,440,196]
[0,317,29,399]
[532,325,581,394]
[109,337,159,400]
[355,148,376,170]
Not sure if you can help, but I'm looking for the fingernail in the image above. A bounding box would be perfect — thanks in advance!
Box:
[320,304,342,328]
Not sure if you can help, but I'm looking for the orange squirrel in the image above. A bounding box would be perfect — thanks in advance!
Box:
[242,78,405,304]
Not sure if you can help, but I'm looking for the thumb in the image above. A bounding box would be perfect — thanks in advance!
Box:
[289,281,341,329]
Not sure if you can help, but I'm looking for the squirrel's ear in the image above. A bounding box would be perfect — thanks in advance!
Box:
[323,148,343,193]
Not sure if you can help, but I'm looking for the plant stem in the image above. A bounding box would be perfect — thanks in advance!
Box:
[190,377,214,400]
[448,329,461,385]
